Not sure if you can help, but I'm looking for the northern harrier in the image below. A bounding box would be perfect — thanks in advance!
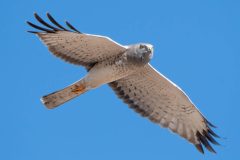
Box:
[27,13,219,154]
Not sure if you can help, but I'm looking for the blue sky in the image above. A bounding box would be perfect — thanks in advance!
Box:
[1,0,239,159]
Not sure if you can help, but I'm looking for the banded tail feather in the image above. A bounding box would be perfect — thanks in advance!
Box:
[41,79,88,109]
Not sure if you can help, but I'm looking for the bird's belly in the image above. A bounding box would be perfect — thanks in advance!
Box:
[85,61,139,89]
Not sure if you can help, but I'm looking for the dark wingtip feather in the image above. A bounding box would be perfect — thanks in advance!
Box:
[206,119,217,128]
[27,30,39,34]
[203,130,220,145]
[34,12,59,31]
[46,12,69,31]
[208,127,220,138]
[27,13,82,34]
[65,21,81,33]
[26,21,55,33]
[196,131,217,154]
[195,144,204,154]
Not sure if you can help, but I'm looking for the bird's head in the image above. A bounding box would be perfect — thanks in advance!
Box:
[126,43,154,65]
[136,43,154,61]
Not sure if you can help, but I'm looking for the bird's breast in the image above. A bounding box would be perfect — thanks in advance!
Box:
[85,56,142,88]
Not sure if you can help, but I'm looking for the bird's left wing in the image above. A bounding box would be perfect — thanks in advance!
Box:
[27,13,127,69]
[109,64,219,154]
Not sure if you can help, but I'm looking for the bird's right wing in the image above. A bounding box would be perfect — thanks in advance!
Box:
[27,13,127,69]
[109,64,219,153]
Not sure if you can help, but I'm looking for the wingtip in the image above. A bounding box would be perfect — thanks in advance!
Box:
[65,20,81,33]
[46,12,54,22]
[195,144,204,154]
[26,20,55,33]
[27,30,38,34]
[208,127,220,138]
[203,130,220,146]
[26,20,31,25]
[206,144,217,154]
[34,12,41,20]
[46,13,69,31]
[27,12,82,34]
[33,12,37,16]
[206,119,217,128]
[196,131,219,154]
[33,11,37,15]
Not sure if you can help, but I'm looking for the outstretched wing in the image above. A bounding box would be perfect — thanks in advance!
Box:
[27,13,127,68]
[109,64,219,154]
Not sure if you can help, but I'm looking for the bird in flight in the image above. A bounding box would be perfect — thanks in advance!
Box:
[27,13,219,154]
